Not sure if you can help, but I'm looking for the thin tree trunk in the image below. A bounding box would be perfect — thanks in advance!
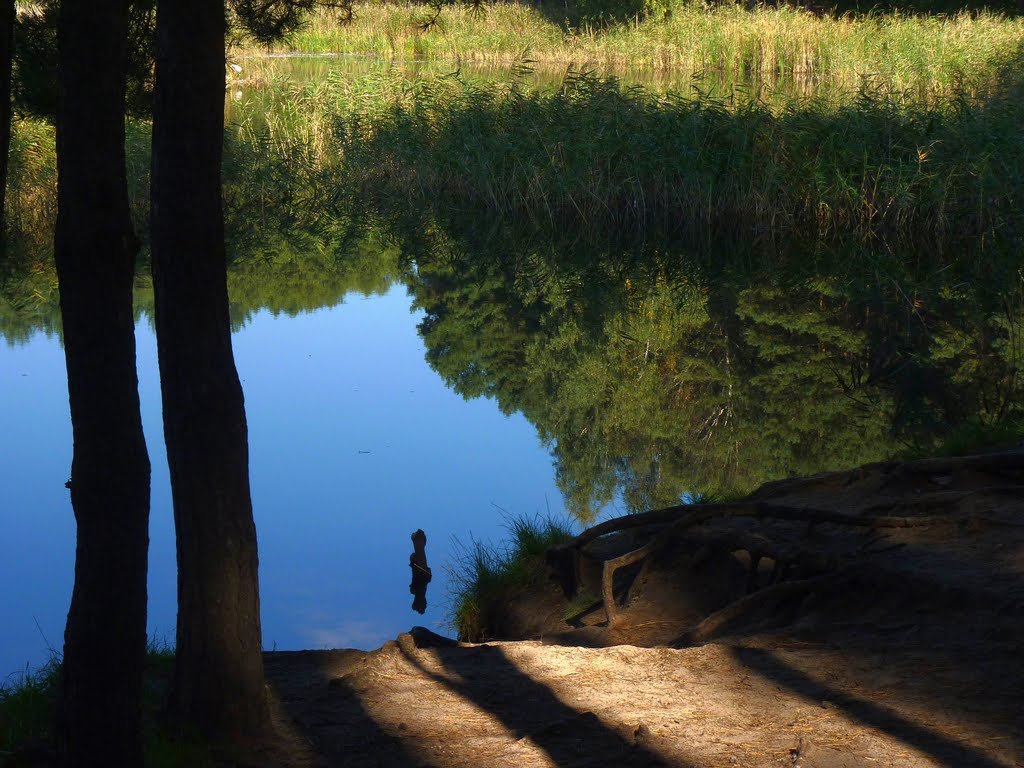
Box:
[0,0,14,239]
[53,1,150,765]
[151,0,268,740]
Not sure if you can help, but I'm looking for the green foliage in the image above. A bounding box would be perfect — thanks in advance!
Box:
[0,106,408,344]
[232,0,329,45]
[12,0,156,119]
[563,0,648,27]
[447,514,575,641]
[4,60,1022,526]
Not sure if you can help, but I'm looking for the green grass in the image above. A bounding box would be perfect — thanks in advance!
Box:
[244,61,1024,243]
[447,513,575,641]
[0,658,60,753]
[4,117,58,253]
[233,0,1024,93]
[12,37,1024,253]
[561,591,601,622]
[0,640,217,767]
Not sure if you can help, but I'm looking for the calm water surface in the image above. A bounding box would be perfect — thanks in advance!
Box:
[2,56,1020,676]
[0,286,568,675]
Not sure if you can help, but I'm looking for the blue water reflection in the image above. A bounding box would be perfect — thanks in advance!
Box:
[1,284,567,675]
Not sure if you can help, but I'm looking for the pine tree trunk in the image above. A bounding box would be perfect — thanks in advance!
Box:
[150,0,268,740]
[0,0,14,237]
[53,1,150,765]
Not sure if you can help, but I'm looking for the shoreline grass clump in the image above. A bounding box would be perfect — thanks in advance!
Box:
[0,658,60,753]
[447,514,575,642]
[0,641,216,766]
[233,1,1024,93]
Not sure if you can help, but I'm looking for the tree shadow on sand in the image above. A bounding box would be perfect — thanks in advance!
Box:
[397,640,688,767]
[732,646,1018,768]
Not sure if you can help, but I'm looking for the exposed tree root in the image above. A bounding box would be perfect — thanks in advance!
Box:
[554,502,939,563]
[549,450,1024,633]
[673,572,841,647]
[549,502,944,623]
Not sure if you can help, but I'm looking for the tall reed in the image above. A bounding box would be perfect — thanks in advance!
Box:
[249,64,1024,242]
[233,1,1024,92]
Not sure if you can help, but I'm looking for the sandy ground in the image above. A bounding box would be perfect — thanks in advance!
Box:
[256,450,1024,768]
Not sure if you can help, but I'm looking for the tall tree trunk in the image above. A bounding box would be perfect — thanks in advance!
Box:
[151,0,268,740]
[53,1,150,766]
[0,0,14,239]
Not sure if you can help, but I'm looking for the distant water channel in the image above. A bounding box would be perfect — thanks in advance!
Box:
[2,56,1020,676]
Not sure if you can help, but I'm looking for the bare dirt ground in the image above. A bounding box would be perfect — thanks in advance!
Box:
[256,450,1024,768]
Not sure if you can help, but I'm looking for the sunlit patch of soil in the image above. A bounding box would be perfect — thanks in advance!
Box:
[258,450,1024,768]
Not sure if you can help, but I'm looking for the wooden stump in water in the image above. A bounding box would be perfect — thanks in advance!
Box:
[409,528,432,614]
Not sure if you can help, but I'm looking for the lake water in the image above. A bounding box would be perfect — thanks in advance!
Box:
[1,283,571,676]
[2,56,1021,677]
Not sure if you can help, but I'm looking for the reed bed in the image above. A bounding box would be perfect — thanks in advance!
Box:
[10,50,1024,254]
[234,1,1024,92]
[245,64,1024,242]
[5,118,57,251]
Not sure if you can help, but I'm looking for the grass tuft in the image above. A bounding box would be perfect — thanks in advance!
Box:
[0,640,218,766]
[447,513,575,642]
[0,658,60,752]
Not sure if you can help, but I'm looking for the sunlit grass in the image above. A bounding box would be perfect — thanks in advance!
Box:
[5,118,57,252]
[447,513,575,642]
[233,1,1024,93]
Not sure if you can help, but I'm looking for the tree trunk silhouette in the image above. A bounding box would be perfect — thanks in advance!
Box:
[150,0,268,740]
[0,0,14,238]
[53,1,150,765]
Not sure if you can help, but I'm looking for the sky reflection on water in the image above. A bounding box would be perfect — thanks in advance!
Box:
[0,284,567,675]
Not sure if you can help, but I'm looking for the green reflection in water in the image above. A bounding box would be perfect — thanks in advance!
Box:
[377,205,1023,521]
[3,59,1021,523]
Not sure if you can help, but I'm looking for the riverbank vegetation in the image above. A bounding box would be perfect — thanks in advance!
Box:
[0,657,58,754]
[233,1,1024,93]
[9,31,1024,250]
[0,643,217,766]
[241,61,1024,243]
[4,30,1022,519]
[448,514,575,641]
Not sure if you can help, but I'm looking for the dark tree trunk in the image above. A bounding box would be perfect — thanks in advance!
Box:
[0,0,14,238]
[151,0,268,740]
[53,1,150,766]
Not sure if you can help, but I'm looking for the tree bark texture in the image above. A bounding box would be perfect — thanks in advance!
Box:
[0,0,14,237]
[54,1,151,766]
[151,0,268,739]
